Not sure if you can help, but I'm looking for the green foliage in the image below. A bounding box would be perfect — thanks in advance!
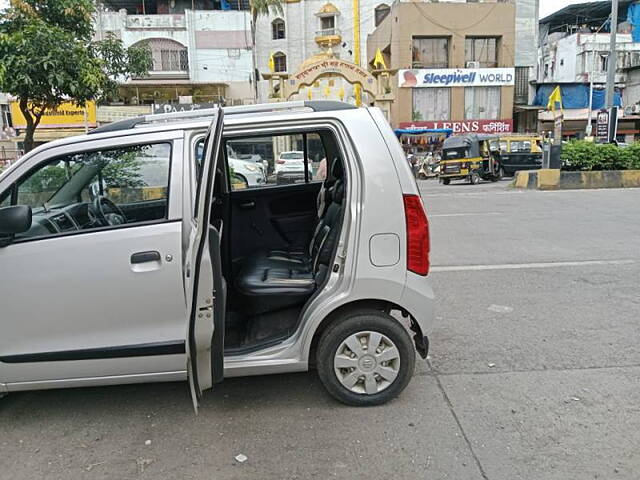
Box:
[95,150,145,190]
[561,141,640,171]
[250,0,284,23]
[0,0,152,151]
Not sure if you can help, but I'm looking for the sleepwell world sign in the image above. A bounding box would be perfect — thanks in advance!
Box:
[399,68,515,88]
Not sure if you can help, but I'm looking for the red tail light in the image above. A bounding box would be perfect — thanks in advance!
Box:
[403,194,430,276]
[276,159,286,164]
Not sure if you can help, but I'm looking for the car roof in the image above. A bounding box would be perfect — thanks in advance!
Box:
[22,101,360,159]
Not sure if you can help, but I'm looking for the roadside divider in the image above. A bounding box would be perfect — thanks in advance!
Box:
[512,169,640,190]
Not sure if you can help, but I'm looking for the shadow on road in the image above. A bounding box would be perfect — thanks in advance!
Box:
[0,371,340,421]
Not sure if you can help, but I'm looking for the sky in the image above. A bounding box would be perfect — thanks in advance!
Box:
[540,0,601,19]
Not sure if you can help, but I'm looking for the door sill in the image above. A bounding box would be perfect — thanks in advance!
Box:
[224,334,289,357]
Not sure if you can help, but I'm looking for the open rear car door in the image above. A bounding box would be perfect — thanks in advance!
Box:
[185,108,224,412]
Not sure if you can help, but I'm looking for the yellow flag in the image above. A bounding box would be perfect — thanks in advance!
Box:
[307,88,312,100]
[268,53,275,73]
[373,48,387,70]
[324,85,331,98]
[547,86,562,112]
[338,86,345,101]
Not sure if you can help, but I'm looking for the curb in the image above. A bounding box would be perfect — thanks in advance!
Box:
[512,169,640,190]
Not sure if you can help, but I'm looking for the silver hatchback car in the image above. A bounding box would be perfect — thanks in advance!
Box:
[0,101,434,408]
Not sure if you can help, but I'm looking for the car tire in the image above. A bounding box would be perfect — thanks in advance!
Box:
[316,310,416,406]
[442,178,451,185]
[470,173,480,185]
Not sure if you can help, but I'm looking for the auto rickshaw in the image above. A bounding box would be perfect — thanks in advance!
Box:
[489,135,543,177]
[438,134,501,185]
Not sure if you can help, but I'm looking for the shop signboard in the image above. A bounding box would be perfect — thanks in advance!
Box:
[399,120,513,134]
[596,110,609,143]
[10,101,97,129]
[153,103,218,115]
[398,68,515,88]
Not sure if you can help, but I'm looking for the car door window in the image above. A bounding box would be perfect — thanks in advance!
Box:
[9,142,171,241]
[224,132,328,191]
[0,191,10,208]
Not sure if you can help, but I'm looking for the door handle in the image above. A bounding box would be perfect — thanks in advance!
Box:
[239,200,256,209]
[131,251,161,264]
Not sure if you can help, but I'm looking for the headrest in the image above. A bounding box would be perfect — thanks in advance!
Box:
[330,158,344,179]
[332,180,345,204]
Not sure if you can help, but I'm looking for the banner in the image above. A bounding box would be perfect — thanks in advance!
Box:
[10,101,97,129]
[285,58,377,99]
[399,120,513,134]
[399,68,515,88]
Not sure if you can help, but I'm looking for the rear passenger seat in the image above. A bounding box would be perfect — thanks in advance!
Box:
[235,162,344,315]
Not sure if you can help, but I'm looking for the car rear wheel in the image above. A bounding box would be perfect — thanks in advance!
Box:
[316,311,416,406]
[442,178,451,185]
[470,172,480,185]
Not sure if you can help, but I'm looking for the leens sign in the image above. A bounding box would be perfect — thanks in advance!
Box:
[399,68,515,88]
[399,120,513,134]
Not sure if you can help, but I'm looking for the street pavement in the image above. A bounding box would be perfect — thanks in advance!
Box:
[2,179,640,479]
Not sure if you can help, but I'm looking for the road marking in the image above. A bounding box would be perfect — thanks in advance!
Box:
[430,212,501,217]
[431,259,636,272]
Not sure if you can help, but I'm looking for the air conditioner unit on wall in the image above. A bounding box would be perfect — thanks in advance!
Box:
[466,61,480,69]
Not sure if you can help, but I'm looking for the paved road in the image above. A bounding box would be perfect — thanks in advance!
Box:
[2,180,640,479]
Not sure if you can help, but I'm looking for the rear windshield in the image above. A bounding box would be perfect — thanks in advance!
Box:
[510,141,532,153]
[443,148,467,160]
[281,152,304,160]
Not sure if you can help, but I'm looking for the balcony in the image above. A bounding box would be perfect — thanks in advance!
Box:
[315,28,342,47]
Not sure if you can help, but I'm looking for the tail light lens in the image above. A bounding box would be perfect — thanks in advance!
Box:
[403,194,430,276]
[276,159,286,164]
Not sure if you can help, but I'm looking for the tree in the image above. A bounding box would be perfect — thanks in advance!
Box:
[249,0,284,99]
[0,0,152,153]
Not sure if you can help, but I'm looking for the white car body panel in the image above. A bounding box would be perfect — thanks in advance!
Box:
[228,157,266,186]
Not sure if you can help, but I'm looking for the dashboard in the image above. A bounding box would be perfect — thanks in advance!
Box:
[24,203,99,238]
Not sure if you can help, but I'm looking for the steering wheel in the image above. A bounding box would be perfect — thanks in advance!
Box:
[93,195,127,226]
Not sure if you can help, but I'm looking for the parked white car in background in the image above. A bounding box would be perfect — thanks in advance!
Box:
[275,151,311,184]
[228,155,266,187]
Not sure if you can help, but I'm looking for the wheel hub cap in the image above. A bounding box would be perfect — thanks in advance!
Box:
[358,355,376,372]
[333,331,401,395]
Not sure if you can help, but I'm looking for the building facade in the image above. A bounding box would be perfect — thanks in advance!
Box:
[367,0,517,133]
[0,94,19,167]
[254,0,389,104]
[513,0,540,132]
[97,2,254,107]
[536,1,640,141]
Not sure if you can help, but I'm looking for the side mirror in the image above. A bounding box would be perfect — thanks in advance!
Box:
[0,205,32,247]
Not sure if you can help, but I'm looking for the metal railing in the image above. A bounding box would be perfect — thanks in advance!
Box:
[315,28,341,37]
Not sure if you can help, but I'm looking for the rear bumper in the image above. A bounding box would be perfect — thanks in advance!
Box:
[400,271,435,341]
[276,172,306,184]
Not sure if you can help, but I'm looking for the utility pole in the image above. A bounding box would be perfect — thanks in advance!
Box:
[605,0,619,109]
[586,33,596,137]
